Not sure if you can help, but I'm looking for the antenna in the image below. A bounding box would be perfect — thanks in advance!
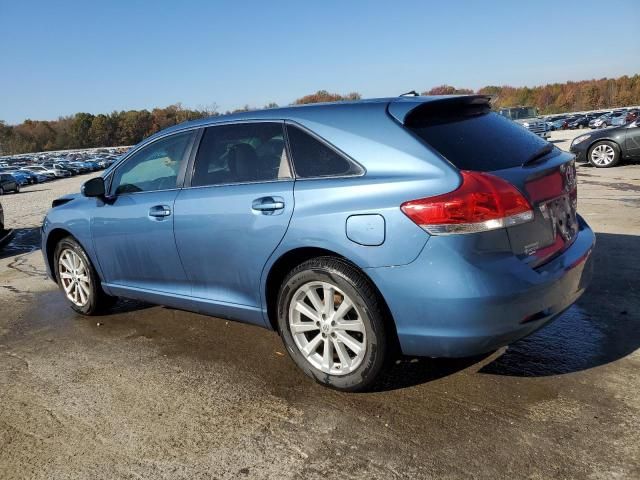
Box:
[399,90,419,97]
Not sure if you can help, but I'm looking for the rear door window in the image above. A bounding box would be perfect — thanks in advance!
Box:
[191,122,291,187]
[286,124,363,178]
[407,110,550,171]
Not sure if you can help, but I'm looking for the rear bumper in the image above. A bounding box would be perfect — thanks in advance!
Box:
[366,216,595,357]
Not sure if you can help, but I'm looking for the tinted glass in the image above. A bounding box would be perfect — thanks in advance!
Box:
[192,122,291,187]
[286,125,361,178]
[408,111,550,171]
[111,131,192,194]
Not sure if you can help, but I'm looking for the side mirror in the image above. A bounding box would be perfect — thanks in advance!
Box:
[82,177,106,198]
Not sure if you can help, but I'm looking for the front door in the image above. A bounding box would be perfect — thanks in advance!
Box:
[92,130,195,295]
[624,121,640,159]
[173,122,294,319]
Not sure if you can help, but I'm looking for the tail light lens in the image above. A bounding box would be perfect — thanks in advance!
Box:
[401,171,533,235]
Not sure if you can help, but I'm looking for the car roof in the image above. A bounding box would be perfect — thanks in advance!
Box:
[141,95,482,143]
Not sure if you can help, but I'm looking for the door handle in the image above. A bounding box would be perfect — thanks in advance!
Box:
[148,205,172,218]
[252,197,285,212]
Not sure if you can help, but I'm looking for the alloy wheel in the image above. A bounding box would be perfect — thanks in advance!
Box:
[590,144,616,166]
[58,248,91,307]
[288,281,366,376]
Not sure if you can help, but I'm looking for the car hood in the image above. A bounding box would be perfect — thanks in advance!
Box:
[577,124,628,141]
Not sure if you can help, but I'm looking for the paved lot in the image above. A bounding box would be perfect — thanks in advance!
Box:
[1,134,639,479]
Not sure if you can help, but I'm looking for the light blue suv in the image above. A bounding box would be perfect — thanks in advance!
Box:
[42,95,595,391]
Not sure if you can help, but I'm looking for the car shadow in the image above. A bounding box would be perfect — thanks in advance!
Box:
[480,231,640,377]
[0,226,41,259]
[17,189,51,194]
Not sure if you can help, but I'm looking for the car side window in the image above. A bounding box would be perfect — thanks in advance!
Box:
[111,131,193,195]
[286,124,362,178]
[191,122,292,187]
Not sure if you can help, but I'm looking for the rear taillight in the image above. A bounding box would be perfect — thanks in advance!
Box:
[401,171,533,235]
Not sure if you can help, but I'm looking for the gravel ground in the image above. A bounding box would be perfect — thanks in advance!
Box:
[0,133,639,479]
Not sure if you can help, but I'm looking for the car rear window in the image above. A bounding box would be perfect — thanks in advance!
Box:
[405,105,550,171]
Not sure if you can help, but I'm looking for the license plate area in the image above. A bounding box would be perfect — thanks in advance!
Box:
[539,193,578,244]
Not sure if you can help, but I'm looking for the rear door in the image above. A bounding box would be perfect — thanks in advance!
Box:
[173,121,294,310]
[402,97,579,267]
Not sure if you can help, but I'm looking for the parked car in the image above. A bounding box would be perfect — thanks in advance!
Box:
[68,162,92,173]
[22,165,61,178]
[3,170,31,186]
[42,96,594,391]
[52,163,80,175]
[567,115,591,129]
[0,173,20,194]
[570,117,640,167]
[610,115,631,127]
[589,112,612,129]
[549,118,568,131]
[14,169,39,184]
[21,168,53,181]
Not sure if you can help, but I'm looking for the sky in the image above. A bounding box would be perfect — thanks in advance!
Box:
[1,0,639,125]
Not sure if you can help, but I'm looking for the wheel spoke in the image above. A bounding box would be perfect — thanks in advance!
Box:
[334,331,363,356]
[62,280,74,293]
[60,255,73,271]
[332,337,352,369]
[323,285,334,315]
[305,287,325,314]
[290,321,318,334]
[295,301,320,322]
[59,272,73,279]
[321,338,333,370]
[302,333,323,357]
[77,283,86,304]
[332,297,353,321]
[335,318,365,333]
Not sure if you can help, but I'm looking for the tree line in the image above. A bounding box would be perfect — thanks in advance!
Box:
[2,74,639,155]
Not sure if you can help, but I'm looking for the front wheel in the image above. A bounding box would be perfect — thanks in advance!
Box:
[14,184,20,193]
[277,257,389,391]
[54,237,116,315]
[588,141,620,168]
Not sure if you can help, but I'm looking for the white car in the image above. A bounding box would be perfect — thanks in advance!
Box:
[21,166,60,178]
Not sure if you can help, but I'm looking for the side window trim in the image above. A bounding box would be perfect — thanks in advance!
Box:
[284,120,366,180]
[184,120,295,189]
[107,128,198,196]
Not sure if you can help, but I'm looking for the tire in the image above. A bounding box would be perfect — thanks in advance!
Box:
[277,257,388,392]
[54,236,116,315]
[14,184,20,193]
[0,186,3,195]
[588,141,620,168]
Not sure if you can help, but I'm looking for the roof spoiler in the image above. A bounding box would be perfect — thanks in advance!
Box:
[388,95,493,125]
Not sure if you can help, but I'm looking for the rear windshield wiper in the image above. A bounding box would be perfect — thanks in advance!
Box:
[523,144,555,167]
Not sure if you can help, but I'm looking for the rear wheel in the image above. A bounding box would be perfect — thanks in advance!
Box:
[0,186,4,195]
[14,184,20,193]
[277,257,388,391]
[588,141,620,168]
[54,237,116,315]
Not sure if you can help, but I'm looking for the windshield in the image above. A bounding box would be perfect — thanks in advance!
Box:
[499,107,538,120]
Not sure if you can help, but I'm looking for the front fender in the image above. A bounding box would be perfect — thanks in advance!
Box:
[41,197,108,292]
